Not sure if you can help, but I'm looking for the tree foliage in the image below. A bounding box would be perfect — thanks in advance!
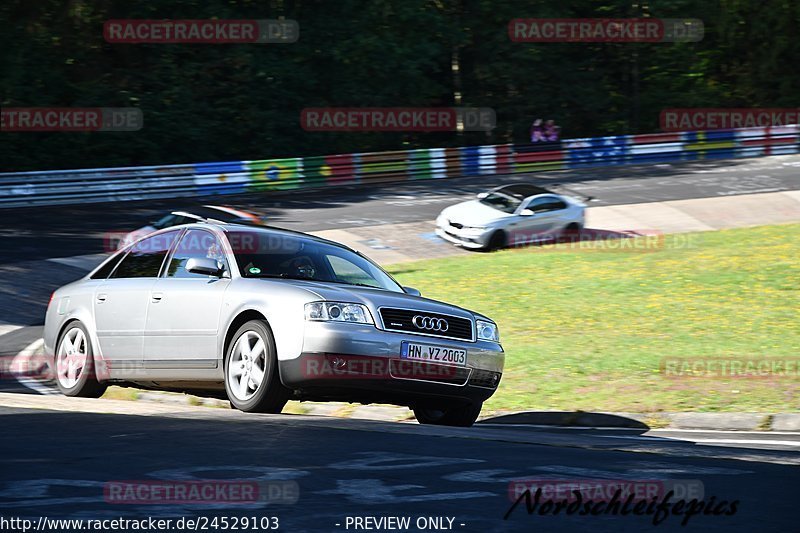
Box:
[1,0,797,170]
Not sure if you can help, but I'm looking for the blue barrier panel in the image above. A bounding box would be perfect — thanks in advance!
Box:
[461,146,481,176]
[565,136,629,168]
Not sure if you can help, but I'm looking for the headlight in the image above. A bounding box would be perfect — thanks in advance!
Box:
[463,226,488,234]
[476,319,499,342]
[305,302,373,324]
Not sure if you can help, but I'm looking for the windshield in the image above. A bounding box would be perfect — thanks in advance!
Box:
[479,191,523,214]
[226,230,403,292]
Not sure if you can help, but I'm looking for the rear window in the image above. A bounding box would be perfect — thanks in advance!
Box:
[110,230,180,279]
[89,253,124,280]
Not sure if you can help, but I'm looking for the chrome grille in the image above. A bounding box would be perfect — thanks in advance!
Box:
[379,308,473,341]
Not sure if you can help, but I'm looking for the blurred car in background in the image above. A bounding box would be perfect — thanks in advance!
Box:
[435,184,586,251]
[116,205,261,250]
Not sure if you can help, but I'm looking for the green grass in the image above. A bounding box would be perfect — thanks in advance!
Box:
[389,224,800,413]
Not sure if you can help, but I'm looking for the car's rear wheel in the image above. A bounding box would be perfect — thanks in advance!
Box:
[55,322,107,398]
[485,231,506,252]
[413,402,483,427]
[224,320,290,413]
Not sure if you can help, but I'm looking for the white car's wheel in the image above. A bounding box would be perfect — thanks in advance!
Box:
[225,320,290,413]
[55,322,107,398]
[486,231,507,252]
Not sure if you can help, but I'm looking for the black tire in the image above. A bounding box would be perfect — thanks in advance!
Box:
[54,322,107,398]
[561,222,583,243]
[224,320,290,413]
[413,402,483,427]
[485,231,507,252]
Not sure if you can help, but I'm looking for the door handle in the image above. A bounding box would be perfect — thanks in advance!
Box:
[96,294,107,303]
[151,292,163,303]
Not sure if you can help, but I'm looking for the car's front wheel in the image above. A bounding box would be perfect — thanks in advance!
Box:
[224,320,290,413]
[413,402,483,427]
[485,231,506,252]
[55,322,107,398]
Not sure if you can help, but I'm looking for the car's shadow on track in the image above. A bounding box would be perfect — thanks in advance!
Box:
[480,411,650,431]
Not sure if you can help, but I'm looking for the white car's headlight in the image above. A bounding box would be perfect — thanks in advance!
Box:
[476,319,499,342]
[305,302,374,324]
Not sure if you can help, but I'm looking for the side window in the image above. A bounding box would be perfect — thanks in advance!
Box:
[90,253,125,280]
[165,229,228,278]
[110,230,180,279]
[327,255,380,288]
[524,197,550,213]
[528,196,566,213]
[539,197,566,212]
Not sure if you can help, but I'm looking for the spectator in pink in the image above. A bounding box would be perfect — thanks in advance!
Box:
[545,119,561,142]
[530,118,545,143]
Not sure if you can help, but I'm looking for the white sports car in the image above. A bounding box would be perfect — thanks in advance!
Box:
[435,184,586,250]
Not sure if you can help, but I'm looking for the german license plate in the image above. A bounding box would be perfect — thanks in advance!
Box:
[400,341,467,366]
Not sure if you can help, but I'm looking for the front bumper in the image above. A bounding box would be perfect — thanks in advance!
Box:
[435,226,490,249]
[280,321,504,406]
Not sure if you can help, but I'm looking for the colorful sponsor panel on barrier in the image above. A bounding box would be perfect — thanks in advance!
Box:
[408,149,434,180]
[193,162,249,196]
[2,125,797,207]
[246,158,303,190]
[627,132,687,163]
[513,142,566,172]
[324,154,357,185]
[683,131,738,160]
[357,151,408,183]
[565,136,629,168]
[735,125,800,157]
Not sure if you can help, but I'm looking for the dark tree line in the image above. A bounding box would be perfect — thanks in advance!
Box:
[1,0,798,171]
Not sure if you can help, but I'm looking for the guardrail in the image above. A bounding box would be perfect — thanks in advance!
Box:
[1,125,797,208]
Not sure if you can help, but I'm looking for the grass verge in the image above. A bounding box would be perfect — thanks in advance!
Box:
[389,224,799,413]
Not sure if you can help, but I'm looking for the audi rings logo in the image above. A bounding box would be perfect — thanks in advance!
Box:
[412,315,449,332]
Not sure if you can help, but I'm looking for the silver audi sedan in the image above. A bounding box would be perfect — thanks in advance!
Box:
[44,222,504,426]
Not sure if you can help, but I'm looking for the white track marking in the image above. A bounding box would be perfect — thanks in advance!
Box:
[46,253,107,271]
[11,338,58,395]
[0,325,22,337]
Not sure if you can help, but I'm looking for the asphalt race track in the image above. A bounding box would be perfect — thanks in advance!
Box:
[1,400,799,532]
[1,155,799,532]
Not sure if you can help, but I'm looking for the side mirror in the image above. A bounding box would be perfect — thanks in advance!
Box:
[186,257,224,277]
[520,209,535,216]
[476,192,489,199]
[403,286,422,297]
